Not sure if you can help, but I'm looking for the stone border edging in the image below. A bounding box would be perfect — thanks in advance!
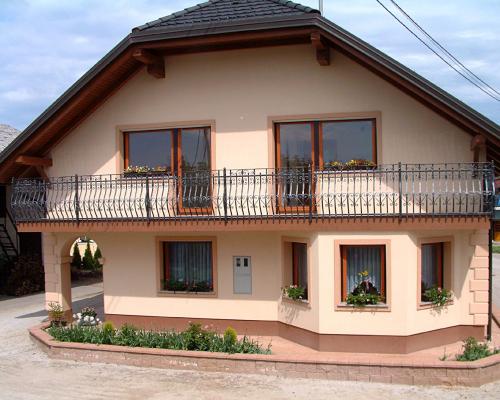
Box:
[29,324,500,387]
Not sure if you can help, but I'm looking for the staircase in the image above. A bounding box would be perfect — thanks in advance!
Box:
[0,210,19,260]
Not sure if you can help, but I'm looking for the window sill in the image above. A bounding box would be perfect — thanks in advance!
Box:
[336,302,390,312]
[281,296,310,308]
[157,290,217,298]
[418,300,453,310]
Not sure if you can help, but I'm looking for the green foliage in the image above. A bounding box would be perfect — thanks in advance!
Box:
[345,270,383,306]
[163,280,213,292]
[47,322,271,354]
[492,245,500,254]
[82,242,97,271]
[71,243,82,268]
[48,302,65,326]
[282,285,306,301]
[456,337,500,361]
[423,287,453,307]
[1,254,44,296]
[93,247,102,268]
[224,326,237,346]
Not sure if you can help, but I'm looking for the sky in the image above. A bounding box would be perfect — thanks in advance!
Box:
[0,0,499,131]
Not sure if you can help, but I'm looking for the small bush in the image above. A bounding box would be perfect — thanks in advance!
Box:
[48,302,66,326]
[71,243,82,268]
[82,242,95,270]
[224,326,237,346]
[1,254,44,296]
[47,322,271,354]
[93,247,102,268]
[456,337,500,361]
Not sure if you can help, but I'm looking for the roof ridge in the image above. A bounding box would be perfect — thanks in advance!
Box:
[133,0,318,32]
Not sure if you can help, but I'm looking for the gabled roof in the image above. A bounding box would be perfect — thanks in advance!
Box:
[1,0,499,180]
[135,0,319,31]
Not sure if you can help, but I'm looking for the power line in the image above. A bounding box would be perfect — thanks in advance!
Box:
[388,0,500,98]
[375,0,500,102]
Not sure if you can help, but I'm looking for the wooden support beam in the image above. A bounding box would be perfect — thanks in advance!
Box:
[15,155,52,167]
[471,134,486,163]
[311,32,330,66]
[132,49,165,79]
[35,166,49,181]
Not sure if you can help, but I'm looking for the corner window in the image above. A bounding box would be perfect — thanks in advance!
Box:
[162,241,214,293]
[420,242,444,302]
[341,245,386,302]
[283,241,309,300]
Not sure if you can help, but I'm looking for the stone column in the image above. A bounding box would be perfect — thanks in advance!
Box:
[468,230,489,326]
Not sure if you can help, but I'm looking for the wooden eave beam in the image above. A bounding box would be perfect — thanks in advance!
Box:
[15,155,52,167]
[133,49,165,79]
[471,134,486,163]
[311,31,330,66]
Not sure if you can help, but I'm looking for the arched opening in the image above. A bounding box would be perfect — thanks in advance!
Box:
[58,235,104,320]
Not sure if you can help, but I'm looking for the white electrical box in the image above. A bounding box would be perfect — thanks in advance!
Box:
[233,256,252,294]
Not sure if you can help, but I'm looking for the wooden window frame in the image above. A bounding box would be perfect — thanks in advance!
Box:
[157,236,217,297]
[123,129,175,174]
[340,244,386,302]
[318,118,377,169]
[275,121,315,214]
[282,236,311,305]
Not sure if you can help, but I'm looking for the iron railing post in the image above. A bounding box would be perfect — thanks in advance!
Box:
[398,162,402,220]
[308,164,313,223]
[145,173,151,223]
[223,168,228,224]
[74,174,80,225]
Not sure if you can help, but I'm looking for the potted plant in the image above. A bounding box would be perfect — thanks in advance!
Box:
[73,306,101,326]
[324,161,344,171]
[345,270,383,306]
[282,285,306,302]
[422,286,453,307]
[163,279,188,292]
[47,302,66,327]
[344,159,376,171]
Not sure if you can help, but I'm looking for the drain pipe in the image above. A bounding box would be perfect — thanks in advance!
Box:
[487,219,493,340]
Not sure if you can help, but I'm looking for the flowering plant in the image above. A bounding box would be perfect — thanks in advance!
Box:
[282,285,306,301]
[73,307,101,326]
[345,270,383,306]
[423,287,452,307]
[124,165,169,174]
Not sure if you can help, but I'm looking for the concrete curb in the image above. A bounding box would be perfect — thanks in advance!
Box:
[30,324,500,387]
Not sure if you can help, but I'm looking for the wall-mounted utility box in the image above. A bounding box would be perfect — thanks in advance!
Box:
[233,256,252,294]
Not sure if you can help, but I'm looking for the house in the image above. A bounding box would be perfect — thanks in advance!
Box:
[2,0,499,354]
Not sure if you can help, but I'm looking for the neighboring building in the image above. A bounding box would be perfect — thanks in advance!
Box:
[1,0,499,353]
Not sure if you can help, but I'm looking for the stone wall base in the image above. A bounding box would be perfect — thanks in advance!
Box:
[105,314,484,354]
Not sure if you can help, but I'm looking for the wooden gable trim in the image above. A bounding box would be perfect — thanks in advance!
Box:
[311,31,330,66]
[15,155,52,167]
[133,49,165,79]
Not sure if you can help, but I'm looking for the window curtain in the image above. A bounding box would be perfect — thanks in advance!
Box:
[346,246,382,294]
[293,243,308,289]
[421,244,438,291]
[168,242,212,284]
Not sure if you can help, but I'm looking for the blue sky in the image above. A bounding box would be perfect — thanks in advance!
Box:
[0,0,499,130]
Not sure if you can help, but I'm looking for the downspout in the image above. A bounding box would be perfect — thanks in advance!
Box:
[487,218,493,340]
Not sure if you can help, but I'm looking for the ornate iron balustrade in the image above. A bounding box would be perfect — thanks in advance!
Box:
[11,163,495,224]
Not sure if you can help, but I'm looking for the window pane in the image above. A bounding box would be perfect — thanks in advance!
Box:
[279,123,312,169]
[128,131,171,169]
[345,245,383,297]
[278,123,312,208]
[164,241,213,291]
[421,243,442,299]
[322,120,374,164]
[180,128,211,208]
[293,242,308,299]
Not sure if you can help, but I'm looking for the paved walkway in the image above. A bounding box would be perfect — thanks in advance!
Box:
[0,282,499,399]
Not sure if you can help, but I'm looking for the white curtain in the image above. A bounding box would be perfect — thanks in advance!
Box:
[421,244,438,291]
[168,242,212,284]
[346,246,382,294]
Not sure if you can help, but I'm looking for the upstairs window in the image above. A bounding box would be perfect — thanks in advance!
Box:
[125,130,173,173]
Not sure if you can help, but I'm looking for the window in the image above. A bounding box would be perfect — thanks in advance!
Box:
[420,242,444,302]
[275,118,376,170]
[341,245,385,302]
[283,240,309,300]
[124,127,211,210]
[162,241,214,293]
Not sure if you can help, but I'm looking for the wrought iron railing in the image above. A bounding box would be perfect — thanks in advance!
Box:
[10,163,495,223]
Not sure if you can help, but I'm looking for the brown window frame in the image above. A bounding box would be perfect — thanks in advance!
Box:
[124,127,212,214]
[420,242,444,301]
[292,241,308,300]
[340,244,386,302]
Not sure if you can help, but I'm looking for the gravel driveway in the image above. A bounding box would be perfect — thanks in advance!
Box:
[0,279,499,399]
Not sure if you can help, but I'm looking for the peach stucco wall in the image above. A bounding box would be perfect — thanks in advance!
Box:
[43,228,485,336]
[46,44,474,178]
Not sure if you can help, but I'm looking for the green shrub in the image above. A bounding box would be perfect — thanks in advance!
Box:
[422,287,453,307]
[224,326,237,346]
[2,254,44,296]
[48,302,66,326]
[456,337,499,361]
[82,242,96,271]
[47,322,270,354]
[93,247,102,268]
[71,243,82,268]
[282,285,305,301]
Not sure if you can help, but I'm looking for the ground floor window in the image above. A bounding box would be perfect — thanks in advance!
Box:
[341,245,386,302]
[420,242,444,302]
[283,240,309,300]
[162,241,213,292]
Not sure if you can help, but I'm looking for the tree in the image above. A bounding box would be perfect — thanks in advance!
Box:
[82,242,95,270]
[71,243,82,268]
[93,247,102,269]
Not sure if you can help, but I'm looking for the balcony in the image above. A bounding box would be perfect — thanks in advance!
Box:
[10,163,494,224]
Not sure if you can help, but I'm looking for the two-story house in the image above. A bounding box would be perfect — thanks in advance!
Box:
[2,0,499,353]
